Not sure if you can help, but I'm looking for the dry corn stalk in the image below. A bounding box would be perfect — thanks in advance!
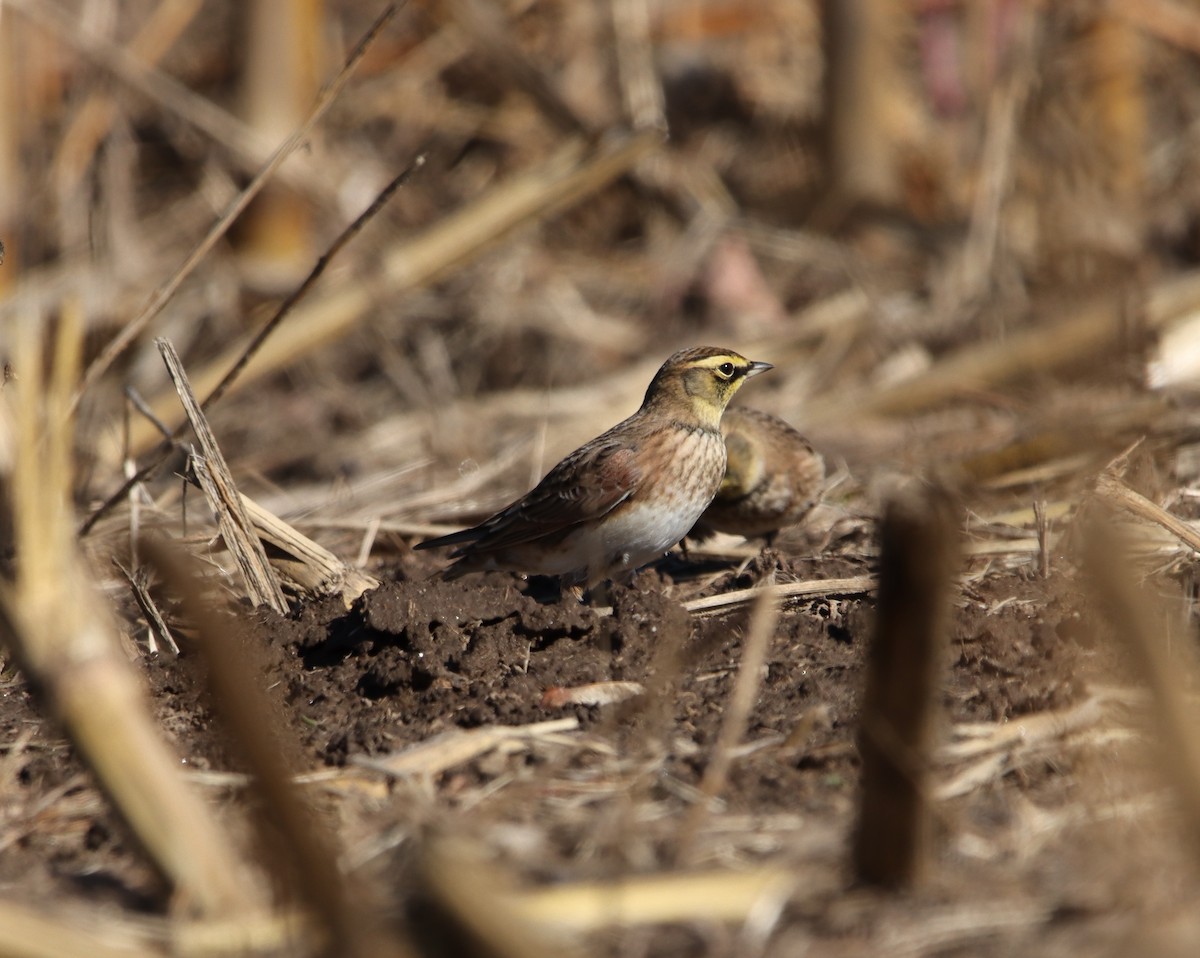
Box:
[0,313,260,916]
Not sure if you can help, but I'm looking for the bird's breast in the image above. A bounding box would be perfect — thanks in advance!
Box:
[615,426,726,547]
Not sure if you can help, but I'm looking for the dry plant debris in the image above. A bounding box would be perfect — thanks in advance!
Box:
[6,2,1200,956]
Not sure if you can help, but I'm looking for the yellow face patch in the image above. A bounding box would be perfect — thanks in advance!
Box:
[678,353,772,421]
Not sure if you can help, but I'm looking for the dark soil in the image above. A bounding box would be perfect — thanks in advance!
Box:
[7,2,1200,953]
[7,533,1176,956]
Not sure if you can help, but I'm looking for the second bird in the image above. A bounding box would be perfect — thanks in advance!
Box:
[691,406,825,544]
[415,346,772,588]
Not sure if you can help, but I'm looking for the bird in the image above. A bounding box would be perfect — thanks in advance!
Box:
[689,406,824,544]
[415,346,773,588]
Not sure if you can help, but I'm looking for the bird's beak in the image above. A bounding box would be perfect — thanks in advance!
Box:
[744,361,773,379]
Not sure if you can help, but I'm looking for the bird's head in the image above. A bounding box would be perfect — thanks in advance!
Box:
[644,347,773,429]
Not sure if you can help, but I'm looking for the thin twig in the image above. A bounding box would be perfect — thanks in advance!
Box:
[115,560,180,656]
[124,385,174,440]
[1033,499,1050,578]
[204,153,427,412]
[158,340,287,613]
[79,151,424,536]
[112,129,660,463]
[71,4,399,408]
[1096,470,1200,555]
[683,575,876,614]
[351,718,580,779]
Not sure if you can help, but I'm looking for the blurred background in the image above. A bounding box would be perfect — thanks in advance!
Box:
[9,1,1200,953]
[4,0,1199,533]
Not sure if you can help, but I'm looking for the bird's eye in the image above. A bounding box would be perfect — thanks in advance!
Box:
[717,362,735,378]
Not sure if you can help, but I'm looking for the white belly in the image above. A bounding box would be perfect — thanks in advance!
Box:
[551,432,723,584]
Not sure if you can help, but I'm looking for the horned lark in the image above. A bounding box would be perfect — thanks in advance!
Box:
[416,347,772,587]
[691,406,824,543]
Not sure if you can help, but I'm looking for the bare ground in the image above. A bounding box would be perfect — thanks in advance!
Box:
[7,1,1200,955]
[3,521,1193,955]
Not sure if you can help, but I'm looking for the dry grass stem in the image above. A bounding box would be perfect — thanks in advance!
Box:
[202,152,429,416]
[939,692,1131,760]
[0,318,259,915]
[239,490,378,605]
[821,0,913,209]
[10,0,276,174]
[118,129,660,460]
[116,561,180,656]
[351,718,582,779]
[142,537,404,958]
[1095,470,1200,555]
[936,12,1032,318]
[936,727,1139,803]
[826,269,1200,432]
[414,839,574,958]
[236,0,324,287]
[1033,499,1051,577]
[961,395,1170,484]
[935,689,1139,799]
[1089,13,1145,213]
[962,537,1053,560]
[511,867,798,931]
[81,151,426,536]
[355,516,382,567]
[0,900,161,958]
[975,502,1074,528]
[871,900,1054,957]
[377,129,662,289]
[854,485,960,888]
[168,910,317,956]
[612,0,666,131]
[977,454,1097,490]
[158,339,287,612]
[683,575,876,614]
[676,577,780,860]
[1083,520,1200,855]
[147,540,400,958]
[811,295,1128,422]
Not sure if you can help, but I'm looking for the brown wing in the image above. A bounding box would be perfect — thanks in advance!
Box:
[433,437,643,555]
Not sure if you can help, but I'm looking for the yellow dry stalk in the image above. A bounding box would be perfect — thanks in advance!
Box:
[0,306,262,917]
